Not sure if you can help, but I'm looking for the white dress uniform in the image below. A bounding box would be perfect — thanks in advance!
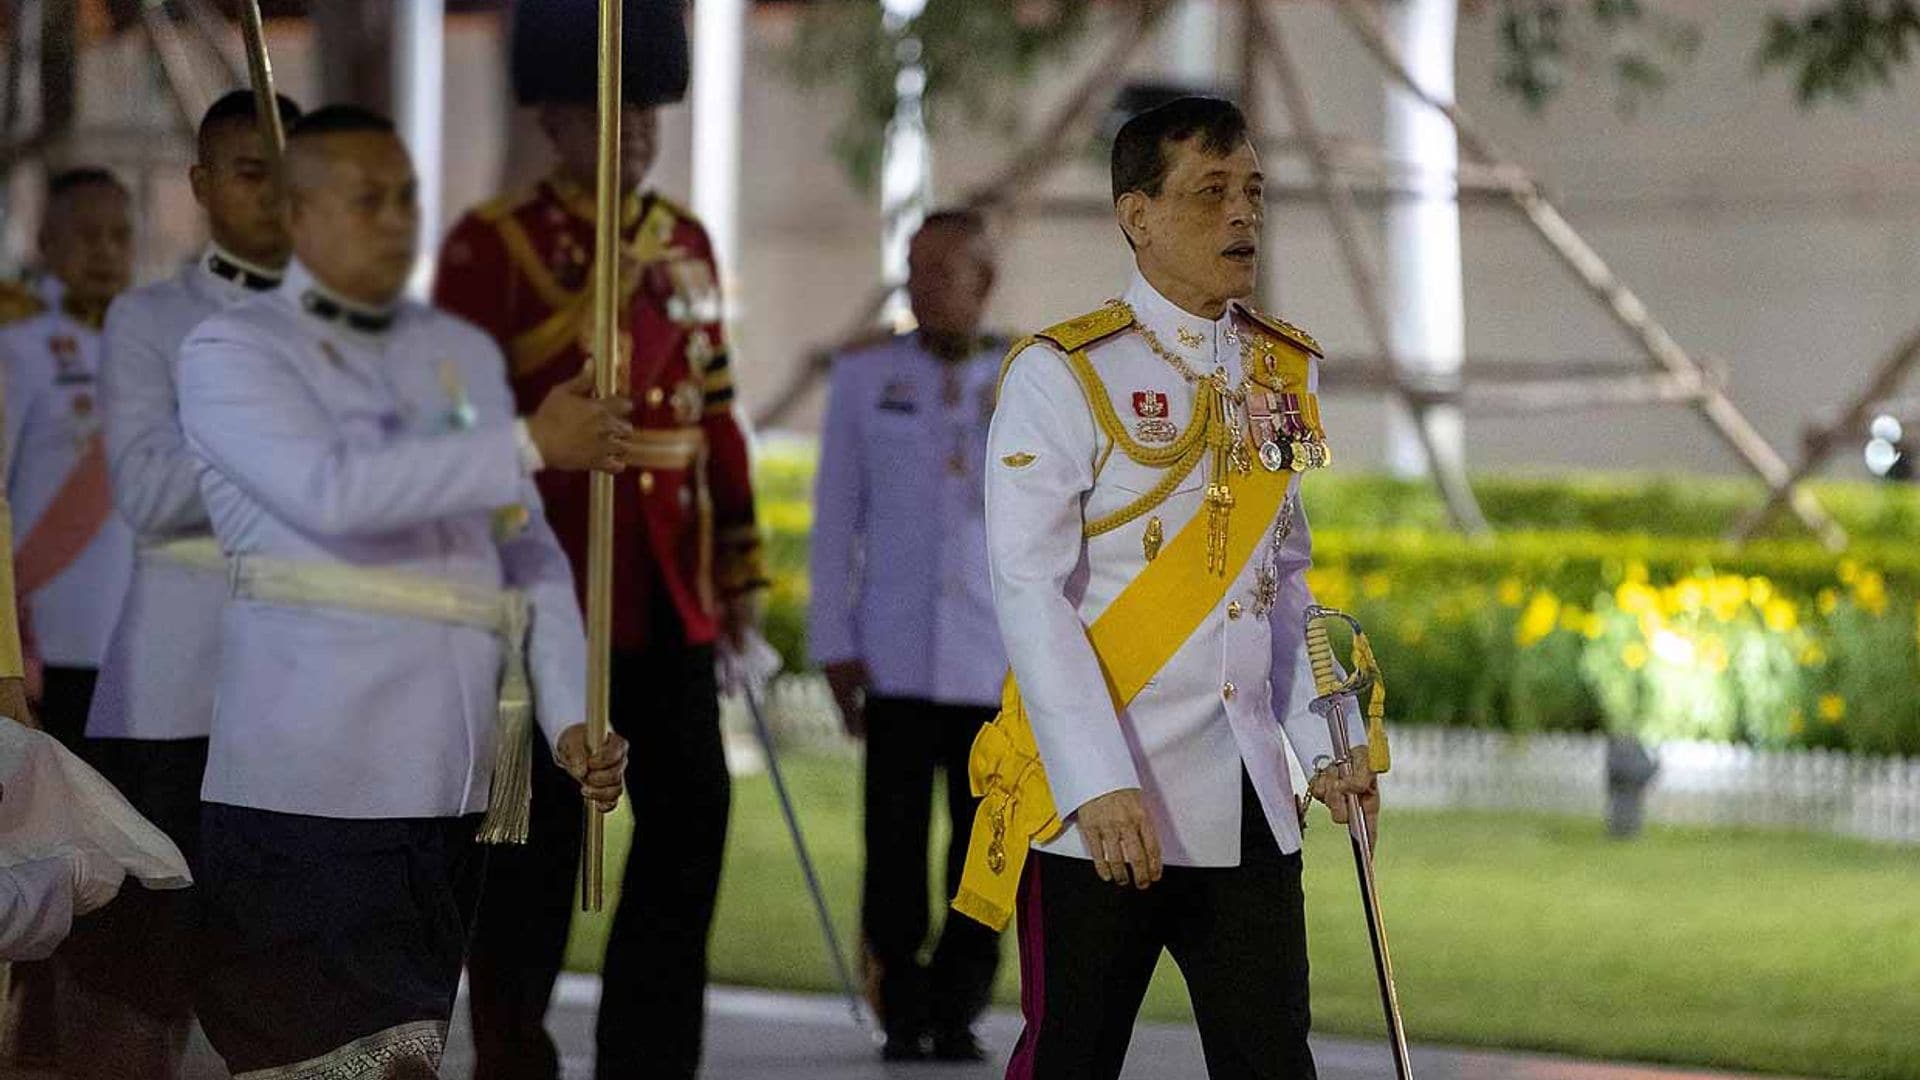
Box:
[87,248,281,741]
[809,333,1007,706]
[985,271,1363,868]
[177,261,584,819]
[0,306,134,669]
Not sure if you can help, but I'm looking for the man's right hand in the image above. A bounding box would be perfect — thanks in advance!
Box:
[1075,788,1162,889]
[527,365,636,473]
[823,659,870,739]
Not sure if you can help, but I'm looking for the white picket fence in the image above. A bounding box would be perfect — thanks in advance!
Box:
[725,675,1920,845]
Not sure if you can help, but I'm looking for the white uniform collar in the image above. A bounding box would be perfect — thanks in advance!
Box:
[1121,270,1238,366]
[199,244,284,293]
[281,260,400,335]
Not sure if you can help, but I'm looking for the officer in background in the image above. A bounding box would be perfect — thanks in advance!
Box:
[0,166,135,1071]
[35,89,302,1080]
[809,208,1008,1062]
[433,3,765,1076]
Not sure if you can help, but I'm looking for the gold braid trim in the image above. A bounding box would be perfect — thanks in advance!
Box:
[234,1020,446,1080]
[999,328,1225,540]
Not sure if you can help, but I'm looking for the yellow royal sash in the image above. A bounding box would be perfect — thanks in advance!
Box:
[950,443,1296,932]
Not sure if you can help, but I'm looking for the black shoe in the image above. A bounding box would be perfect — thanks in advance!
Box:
[882,1034,931,1062]
[930,1029,986,1063]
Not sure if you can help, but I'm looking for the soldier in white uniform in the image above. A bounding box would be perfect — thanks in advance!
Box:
[0,166,135,1071]
[810,209,1009,1062]
[30,90,302,1080]
[957,98,1381,1080]
[177,105,634,1080]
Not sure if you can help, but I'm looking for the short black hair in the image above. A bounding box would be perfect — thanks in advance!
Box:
[1110,96,1250,204]
[916,206,989,240]
[288,103,397,142]
[47,166,129,203]
[198,89,302,161]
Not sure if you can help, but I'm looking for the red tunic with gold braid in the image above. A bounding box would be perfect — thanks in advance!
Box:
[433,177,765,651]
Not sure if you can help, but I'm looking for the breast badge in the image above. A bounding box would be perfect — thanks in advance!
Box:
[1131,390,1178,444]
[1000,452,1037,469]
[878,379,918,415]
[670,379,704,425]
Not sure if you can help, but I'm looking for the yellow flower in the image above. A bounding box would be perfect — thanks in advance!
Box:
[1498,578,1526,608]
[1673,580,1706,615]
[1799,642,1828,668]
[1582,613,1606,640]
[1625,561,1650,585]
[1749,577,1774,608]
[1516,592,1561,648]
[1361,572,1391,599]
[1622,642,1649,671]
[1559,604,1588,633]
[1818,694,1847,724]
[1616,581,1657,616]
[1763,597,1799,634]
[1838,559,1860,585]
[1852,571,1888,617]
[1817,589,1839,617]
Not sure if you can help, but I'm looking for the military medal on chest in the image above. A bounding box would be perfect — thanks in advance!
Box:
[439,360,478,431]
[1131,390,1178,444]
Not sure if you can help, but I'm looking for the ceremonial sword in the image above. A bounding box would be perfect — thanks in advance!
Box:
[1304,604,1414,1080]
[736,677,879,1041]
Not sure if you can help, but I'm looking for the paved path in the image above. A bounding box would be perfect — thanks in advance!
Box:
[1,976,1806,1079]
[431,976,1813,1080]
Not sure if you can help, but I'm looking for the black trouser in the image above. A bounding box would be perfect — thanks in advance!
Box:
[54,736,210,1079]
[862,696,1002,1042]
[1004,773,1315,1080]
[467,604,729,1080]
[6,666,95,1067]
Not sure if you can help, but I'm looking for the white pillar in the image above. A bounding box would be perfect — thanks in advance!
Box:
[393,0,444,298]
[1169,0,1217,86]
[879,0,930,328]
[1381,0,1465,478]
[692,0,746,288]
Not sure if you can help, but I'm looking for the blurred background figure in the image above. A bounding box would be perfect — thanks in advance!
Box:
[434,3,765,1077]
[0,165,135,1072]
[808,208,1008,1063]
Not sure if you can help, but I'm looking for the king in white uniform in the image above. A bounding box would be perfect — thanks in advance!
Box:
[964,98,1381,1080]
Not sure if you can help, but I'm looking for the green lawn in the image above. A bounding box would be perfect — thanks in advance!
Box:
[564,754,1920,1080]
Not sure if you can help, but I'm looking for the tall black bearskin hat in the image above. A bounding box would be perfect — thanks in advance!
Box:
[512,0,691,108]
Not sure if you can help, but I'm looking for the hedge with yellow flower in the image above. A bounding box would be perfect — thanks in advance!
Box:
[754,445,1920,758]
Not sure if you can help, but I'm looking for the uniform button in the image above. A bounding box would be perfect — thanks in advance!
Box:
[1222,682,1237,702]
[646,387,665,407]
[1227,601,1243,620]
[638,470,654,494]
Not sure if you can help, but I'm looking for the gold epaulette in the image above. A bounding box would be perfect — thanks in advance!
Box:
[1236,304,1323,359]
[649,192,692,229]
[1034,302,1135,355]
[0,280,44,327]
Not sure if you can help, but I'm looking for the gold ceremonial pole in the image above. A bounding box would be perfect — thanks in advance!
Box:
[580,0,623,914]
[237,1,285,161]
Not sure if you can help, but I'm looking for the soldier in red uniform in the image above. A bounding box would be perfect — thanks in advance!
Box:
[432,3,764,1078]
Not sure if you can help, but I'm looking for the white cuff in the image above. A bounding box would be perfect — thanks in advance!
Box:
[512,419,546,475]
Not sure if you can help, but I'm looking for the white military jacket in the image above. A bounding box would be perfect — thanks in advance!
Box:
[0,305,134,669]
[178,262,585,820]
[88,248,281,740]
[986,271,1363,867]
[808,333,1007,708]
